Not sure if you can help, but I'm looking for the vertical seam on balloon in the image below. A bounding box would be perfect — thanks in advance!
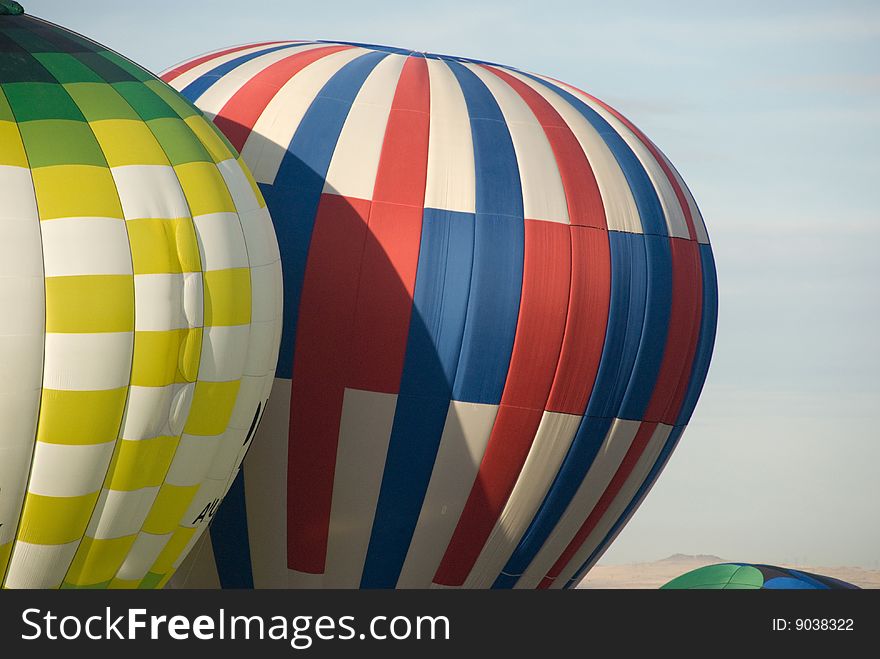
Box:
[1,21,139,588]
[0,78,45,589]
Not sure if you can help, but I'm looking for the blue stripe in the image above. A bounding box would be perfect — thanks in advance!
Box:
[563,423,687,588]
[444,59,524,404]
[178,42,309,102]
[676,244,718,425]
[564,246,718,588]
[493,415,613,589]
[492,230,647,588]
[209,470,253,589]
[360,209,475,588]
[587,231,648,419]
[522,73,668,237]
[618,234,672,419]
[265,50,387,379]
[316,39,413,56]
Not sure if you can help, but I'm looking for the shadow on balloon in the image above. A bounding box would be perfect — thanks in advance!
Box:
[172,123,495,589]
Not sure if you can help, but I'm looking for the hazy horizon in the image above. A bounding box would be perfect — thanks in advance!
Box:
[22,0,880,570]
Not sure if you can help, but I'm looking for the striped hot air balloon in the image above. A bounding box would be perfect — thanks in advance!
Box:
[164,40,718,590]
[0,8,282,588]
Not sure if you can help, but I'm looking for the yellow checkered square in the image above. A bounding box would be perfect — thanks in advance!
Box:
[32,164,124,220]
[141,484,200,535]
[37,388,128,445]
[173,161,235,216]
[17,492,100,545]
[90,119,169,167]
[204,268,251,327]
[127,217,201,274]
[0,122,27,168]
[107,436,180,491]
[131,328,202,387]
[45,274,134,333]
[64,535,136,586]
[184,380,241,436]
[0,542,11,579]
[238,157,266,208]
[184,115,235,164]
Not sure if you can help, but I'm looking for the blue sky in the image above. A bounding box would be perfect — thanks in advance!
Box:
[25,0,880,567]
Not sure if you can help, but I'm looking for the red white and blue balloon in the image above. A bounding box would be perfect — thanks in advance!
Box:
[163,40,718,589]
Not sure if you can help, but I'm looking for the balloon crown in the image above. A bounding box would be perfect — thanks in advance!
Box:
[0,1,24,16]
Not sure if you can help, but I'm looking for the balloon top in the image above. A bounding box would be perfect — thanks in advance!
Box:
[0,1,24,16]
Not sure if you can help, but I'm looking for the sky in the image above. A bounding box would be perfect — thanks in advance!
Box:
[22,0,880,568]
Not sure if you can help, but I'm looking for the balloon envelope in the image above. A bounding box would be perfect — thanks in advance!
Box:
[661,564,860,590]
[165,40,718,589]
[0,12,282,588]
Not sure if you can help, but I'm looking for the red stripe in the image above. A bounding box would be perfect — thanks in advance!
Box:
[212,45,353,153]
[546,226,611,414]
[484,66,612,415]
[539,421,659,588]
[286,194,371,573]
[433,220,571,586]
[345,56,431,393]
[644,238,704,423]
[538,241,705,584]
[557,79,699,241]
[485,66,606,229]
[160,41,290,83]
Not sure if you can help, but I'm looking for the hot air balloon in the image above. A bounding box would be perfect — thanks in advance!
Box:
[0,7,282,588]
[164,40,717,589]
[661,564,860,589]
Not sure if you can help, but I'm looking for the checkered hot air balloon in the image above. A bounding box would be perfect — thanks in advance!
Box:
[0,7,282,588]
[164,40,718,589]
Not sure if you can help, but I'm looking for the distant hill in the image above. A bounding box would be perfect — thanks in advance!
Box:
[656,553,726,564]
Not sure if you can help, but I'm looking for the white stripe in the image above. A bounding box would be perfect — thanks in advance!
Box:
[165,433,221,487]
[551,423,673,588]
[463,411,582,587]
[465,64,569,224]
[192,43,327,120]
[242,377,291,588]
[504,69,641,233]
[27,441,115,498]
[0,437,37,545]
[242,48,368,185]
[193,212,250,271]
[40,217,132,277]
[116,532,172,581]
[121,383,194,440]
[0,169,43,553]
[397,401,498,588]
[3,541,79,588]
[133,273,192,332]
[550,80,690,239]
[513,417,640,588]
[657,149,711,244]
[322,54,406,199]
[112,165,190,221]
[324,389,398,587]
[163,42,303,95]
[43,332,133,390]
[199,325,250,382]
[237,206,280,268]
[217,159,260,214]
[0,165,38,221]
[424,59,475,213]
[249,262,282,325]
[86,488,160,539]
